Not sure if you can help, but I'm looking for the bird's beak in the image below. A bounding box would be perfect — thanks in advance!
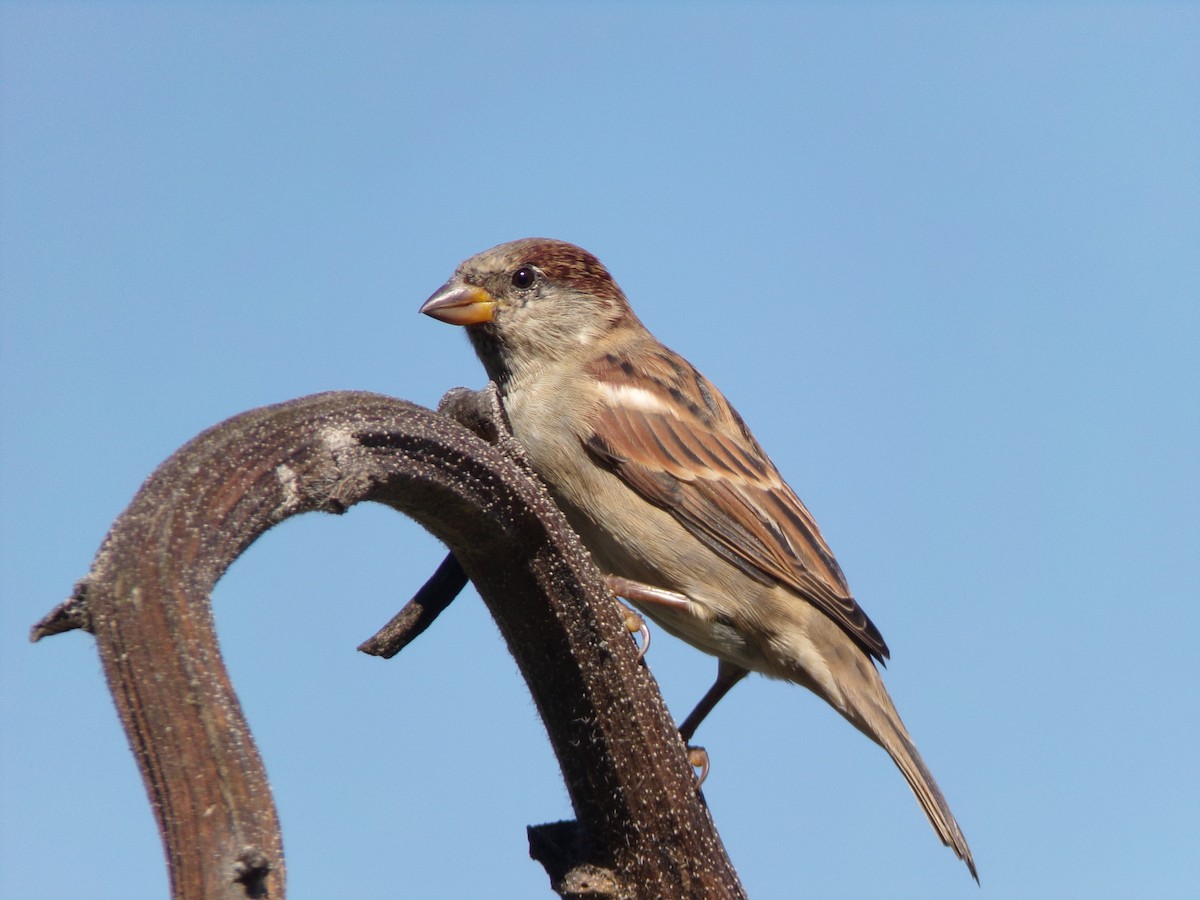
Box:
[419,282,496,326]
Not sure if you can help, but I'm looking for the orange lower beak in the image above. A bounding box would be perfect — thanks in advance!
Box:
[419,283,496,326]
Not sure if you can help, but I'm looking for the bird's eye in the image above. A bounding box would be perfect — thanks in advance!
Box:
[511,266,537,289]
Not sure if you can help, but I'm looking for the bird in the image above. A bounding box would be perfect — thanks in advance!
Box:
[419,237,976,881]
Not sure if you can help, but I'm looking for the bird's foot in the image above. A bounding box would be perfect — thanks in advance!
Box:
[686,745,710,787]
[621,605,651,659]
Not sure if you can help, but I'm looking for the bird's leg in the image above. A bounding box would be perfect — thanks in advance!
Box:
[604,575,691,660]
[678,661,749,786]
[604,576,747,786]
[604,575,692,611]
[678,660,748,743]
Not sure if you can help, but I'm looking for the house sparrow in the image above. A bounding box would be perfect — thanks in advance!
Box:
[420,238,976,880]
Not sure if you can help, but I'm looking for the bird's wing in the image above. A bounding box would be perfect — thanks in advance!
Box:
[583,344,889,662]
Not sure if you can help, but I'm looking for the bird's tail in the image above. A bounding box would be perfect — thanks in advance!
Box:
[839,665,978,882]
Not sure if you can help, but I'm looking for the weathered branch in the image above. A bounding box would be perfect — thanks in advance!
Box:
[32,389,745,899]
[356,551,468,658]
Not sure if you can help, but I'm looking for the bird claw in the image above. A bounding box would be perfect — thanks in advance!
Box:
[686,745,710,787]
[622,606,651,659]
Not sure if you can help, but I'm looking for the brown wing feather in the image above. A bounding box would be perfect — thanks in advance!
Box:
[584,346,890,662]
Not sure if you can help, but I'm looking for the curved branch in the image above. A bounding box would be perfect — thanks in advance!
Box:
[33,390,744,899]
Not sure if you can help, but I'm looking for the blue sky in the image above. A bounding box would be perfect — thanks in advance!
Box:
[2,4,1197,898]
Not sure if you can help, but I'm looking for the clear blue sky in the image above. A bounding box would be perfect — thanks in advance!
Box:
[2,4,1197,898]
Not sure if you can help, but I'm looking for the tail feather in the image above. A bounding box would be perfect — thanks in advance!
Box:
[824,653,978,881]
[879,715,978,883]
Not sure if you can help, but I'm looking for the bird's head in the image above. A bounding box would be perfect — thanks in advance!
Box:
[420,238,641,385]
